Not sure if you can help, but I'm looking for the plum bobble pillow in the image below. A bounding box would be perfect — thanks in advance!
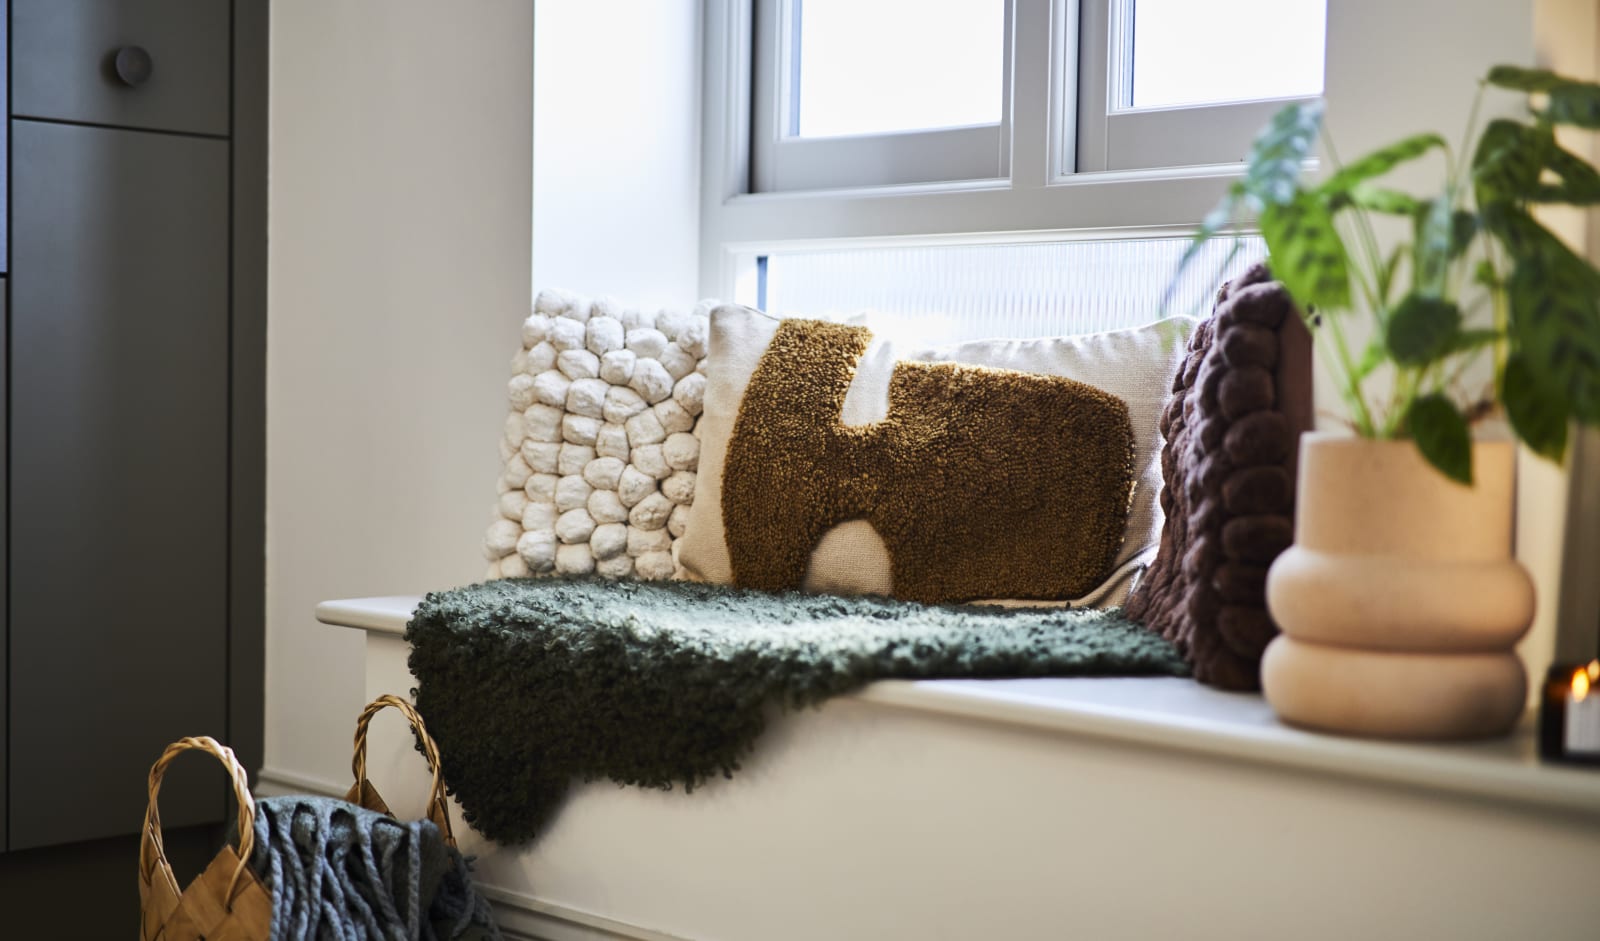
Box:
[1123,262,1314,690]
[483,289,711,581]
[676,304,1197,606]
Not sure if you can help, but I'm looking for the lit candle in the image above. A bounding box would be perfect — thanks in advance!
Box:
[1540,659,1600,766]
[1567,664,1600,752]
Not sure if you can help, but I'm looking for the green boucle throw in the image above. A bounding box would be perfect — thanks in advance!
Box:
[405,577,1189,845]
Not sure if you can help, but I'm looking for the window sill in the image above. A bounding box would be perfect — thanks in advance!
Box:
[315,595,1600,822]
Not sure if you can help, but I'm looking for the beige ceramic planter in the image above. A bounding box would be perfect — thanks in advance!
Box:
[1262,433,1534,739]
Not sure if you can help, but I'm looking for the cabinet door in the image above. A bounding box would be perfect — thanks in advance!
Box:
[0,280,7,853]
[11,0,230,137]
[10,120,229,849]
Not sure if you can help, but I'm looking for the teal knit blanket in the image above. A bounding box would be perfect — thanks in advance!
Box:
[248,796,499,940]
[405,577,1188,845]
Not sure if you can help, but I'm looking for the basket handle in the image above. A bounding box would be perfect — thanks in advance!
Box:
[346,694,455,847]
[139,736,257,910]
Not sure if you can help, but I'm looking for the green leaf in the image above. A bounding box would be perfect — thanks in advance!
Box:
[1168,102,1324,311]
[1259,189,1351,311]
[1386,293,1463,366]
[1487,203,1600,423]
[1530,143,1600,204]
[1503,230,1600,423]
[1241,101,1324,208]
[1473,259,1501,290]
[1412,196,1457,294]
[1405,394,1474,484]
[1319,133,1447,197]
[1485,65,1571,92]
[1502,352,1570,462]
[1473,119,1550,205]
[1472,117,1600,205]
[1340,184,1420,215]
[1483,67,1600,127]
[1546,83,1600,129]
[1479,200,1552,253]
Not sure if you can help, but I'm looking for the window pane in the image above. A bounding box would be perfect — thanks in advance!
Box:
[1129,0,1325,110]
[796,0,1003,138]
[758,237,1266,342]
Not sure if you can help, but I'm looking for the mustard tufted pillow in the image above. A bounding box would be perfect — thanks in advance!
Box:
[677,305,1197,606]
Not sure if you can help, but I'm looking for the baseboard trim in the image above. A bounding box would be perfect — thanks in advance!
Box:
[254,764,348,798]
[252,766,689,941]
[486,889,693,941]
[480,884,695,941]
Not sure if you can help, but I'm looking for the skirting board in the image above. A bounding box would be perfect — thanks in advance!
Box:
[255,767,687,941]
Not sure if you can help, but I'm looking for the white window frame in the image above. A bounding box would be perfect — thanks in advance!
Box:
[700,0,1305,301]
[1076,0,1322,172]
[750,0,1012,192]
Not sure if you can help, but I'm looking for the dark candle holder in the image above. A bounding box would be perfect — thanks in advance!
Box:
[1539,660,1600,766]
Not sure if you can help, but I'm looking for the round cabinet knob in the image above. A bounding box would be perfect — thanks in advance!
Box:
[112,46,154,87]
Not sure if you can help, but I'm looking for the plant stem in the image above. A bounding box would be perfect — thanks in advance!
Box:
[1323,129,1391,313]
[1308,317,1365,431]
[1383,366,1421,438]
[1487,241,1510,380]
[1318,124,1383,435]
[1454,83,1487,188]
[1323,309,1378,436]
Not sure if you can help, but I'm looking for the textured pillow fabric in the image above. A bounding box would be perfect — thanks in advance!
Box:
[483,289,711,582]
[677,304,1197,606]
[1123,262,1314,690]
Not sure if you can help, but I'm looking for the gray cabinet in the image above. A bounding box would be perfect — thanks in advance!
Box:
[0,282,6,853]
[10,121,229,849]
[0,1,265,854]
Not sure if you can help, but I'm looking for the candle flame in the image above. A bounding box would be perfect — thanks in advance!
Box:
[1575,669,1592,702]
[1588,660,1600,682]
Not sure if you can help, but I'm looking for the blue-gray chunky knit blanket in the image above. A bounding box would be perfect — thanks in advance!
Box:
[248,795,500,941]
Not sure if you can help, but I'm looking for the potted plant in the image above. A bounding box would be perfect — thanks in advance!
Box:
[1174,66,1600,738]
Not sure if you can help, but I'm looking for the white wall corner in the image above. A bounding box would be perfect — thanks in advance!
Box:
[265,1,536,786]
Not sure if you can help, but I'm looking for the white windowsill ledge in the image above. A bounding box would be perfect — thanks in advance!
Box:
[315,594,1600,823]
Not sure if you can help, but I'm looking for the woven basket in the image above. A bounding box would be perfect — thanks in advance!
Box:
[345,694,456,847]
[138,737,272,941]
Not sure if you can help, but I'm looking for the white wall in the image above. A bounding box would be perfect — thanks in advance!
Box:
[262,0,1586,790]
[265,2,536,788]
[532,1,703,307]
[264,1,705,791]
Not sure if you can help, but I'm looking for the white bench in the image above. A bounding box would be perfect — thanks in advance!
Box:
[308,595,1600,941]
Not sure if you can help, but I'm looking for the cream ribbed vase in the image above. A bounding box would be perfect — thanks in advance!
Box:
[1262,433,1534,739]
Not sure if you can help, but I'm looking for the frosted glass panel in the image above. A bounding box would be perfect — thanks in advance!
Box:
[1130,0,1325,110]
[796,0,1004,137]
[760,237,1266,342]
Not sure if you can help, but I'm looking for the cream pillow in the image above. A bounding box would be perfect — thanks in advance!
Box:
[483,289,711,581]
[676,304,1196,606]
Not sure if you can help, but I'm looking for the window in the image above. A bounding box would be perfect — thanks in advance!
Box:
[702,0,1326,312]
[792,0,1004,137]
[1125,0,1325,109]
[747,0,1324,191]
[1077,0,1327,171]
[751,0,1009,190]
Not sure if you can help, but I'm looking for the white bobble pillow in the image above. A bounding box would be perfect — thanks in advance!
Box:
[485,289,713,581]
